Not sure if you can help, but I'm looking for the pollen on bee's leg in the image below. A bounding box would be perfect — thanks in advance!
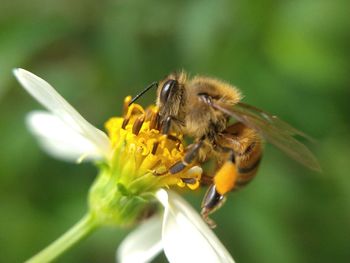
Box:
[214,162,237,195]
[132,115,145,135]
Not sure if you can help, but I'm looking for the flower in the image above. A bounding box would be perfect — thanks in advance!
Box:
[119,189,235,263]
[14,68,235,263]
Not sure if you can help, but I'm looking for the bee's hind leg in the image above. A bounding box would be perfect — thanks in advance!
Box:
[201,148,236,228]
[201,184,226,228]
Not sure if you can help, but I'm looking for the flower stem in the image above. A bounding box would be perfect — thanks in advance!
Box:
[26,213,98,263]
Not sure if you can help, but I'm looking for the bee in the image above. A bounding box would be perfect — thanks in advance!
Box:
[130,71,321,227]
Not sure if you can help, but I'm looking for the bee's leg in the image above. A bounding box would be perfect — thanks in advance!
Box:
[201,148,236,228]
[152,139,204,177]
[160,116,172,135]
[153,139,204,177]
[168,139,204,174]
[159,116,183,147]
[200,171,213,186]
[201,184,226,228]
[144,109,180,155]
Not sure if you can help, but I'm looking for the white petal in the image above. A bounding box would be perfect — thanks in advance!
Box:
[26,111,104,162]
[117,215,163,263]
[13,68,111,159]
[156,189,235,263]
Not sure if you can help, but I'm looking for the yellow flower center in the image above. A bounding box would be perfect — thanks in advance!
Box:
[88,96,201,226]
[105,96,201,191]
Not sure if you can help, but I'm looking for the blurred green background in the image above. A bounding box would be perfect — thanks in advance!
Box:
[0,0,349,262]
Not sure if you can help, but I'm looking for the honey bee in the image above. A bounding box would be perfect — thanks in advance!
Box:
[130,71,321,227]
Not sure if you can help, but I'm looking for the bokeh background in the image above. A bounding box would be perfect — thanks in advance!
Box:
[0,0,349,262]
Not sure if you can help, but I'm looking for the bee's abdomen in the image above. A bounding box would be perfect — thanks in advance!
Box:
[234,141,262,189]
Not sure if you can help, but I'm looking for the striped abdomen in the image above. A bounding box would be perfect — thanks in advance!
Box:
[214,122,263,194]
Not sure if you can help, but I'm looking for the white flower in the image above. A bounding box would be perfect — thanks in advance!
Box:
[14,68,111,162]
[14,68,235,263]
[118,189,235,263]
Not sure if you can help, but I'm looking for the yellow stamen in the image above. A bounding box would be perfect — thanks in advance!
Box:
[104,100,201,191]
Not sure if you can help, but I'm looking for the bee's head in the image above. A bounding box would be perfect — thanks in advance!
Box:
[156,72,187,119]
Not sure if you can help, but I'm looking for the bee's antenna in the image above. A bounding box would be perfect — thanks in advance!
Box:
[129,81,158,106]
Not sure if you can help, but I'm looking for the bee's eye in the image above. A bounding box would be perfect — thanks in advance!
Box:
[160,79,177,103]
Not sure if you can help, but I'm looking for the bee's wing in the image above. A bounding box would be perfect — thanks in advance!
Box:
[213,102,321,172]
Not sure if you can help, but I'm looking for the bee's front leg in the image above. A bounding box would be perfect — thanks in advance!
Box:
[168,139,204,174]
[159,115,183,147]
